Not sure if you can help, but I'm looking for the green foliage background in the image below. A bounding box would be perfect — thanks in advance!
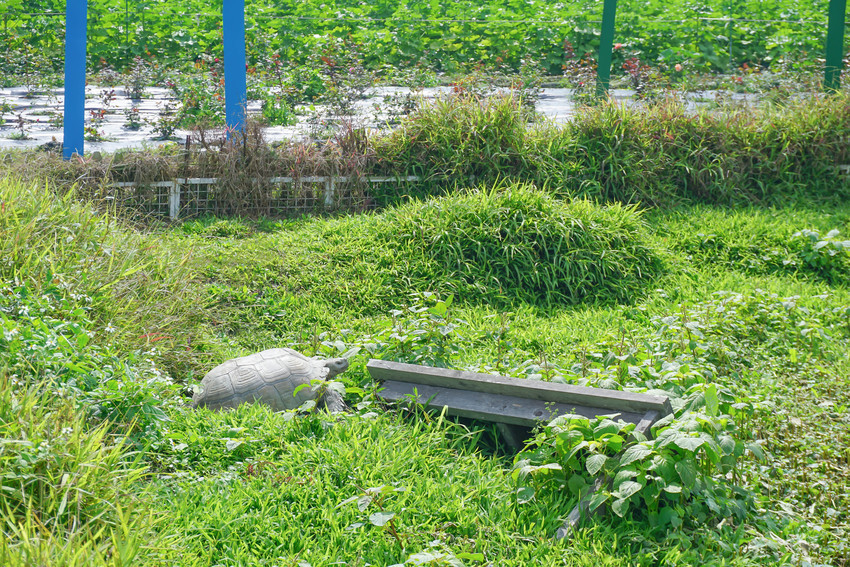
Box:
[0,0,842,74]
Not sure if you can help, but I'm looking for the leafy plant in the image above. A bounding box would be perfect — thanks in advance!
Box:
[261,94,297,126]
[0,98,11,126]
[124,106,143,130]
[338,484,407,545]
[363,292,463,368]
[508,286,850,553]
[147,101,182,139]
[311,38,376,117]
[791,228,850,283]
[8,113,30,140]
[124,56,150,99]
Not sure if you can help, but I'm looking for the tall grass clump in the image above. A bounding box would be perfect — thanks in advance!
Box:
[0,177,187,564]
[372,92,529,201]
[531,95,850,206]
[376,182,663,306]
[0,177,205,374]
[0,382,158,566]
[6,93,848,217]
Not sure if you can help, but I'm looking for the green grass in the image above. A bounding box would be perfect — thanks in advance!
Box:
[2,158,850,565]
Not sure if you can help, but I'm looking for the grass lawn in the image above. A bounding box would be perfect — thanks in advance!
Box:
[1,134,848,564]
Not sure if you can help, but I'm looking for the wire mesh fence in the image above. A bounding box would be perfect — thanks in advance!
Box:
[103,175,420,220]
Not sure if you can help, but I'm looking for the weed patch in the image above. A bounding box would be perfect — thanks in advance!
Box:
[0,178,206,376]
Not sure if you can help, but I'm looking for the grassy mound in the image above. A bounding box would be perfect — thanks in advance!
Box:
[376,183,663,306]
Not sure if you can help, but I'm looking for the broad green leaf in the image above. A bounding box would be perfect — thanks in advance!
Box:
[612,497,630,517]
[536,463,563,472]
[718,435,735,455]
[746,441,765,460]
[704,383,719,417]
[699,435,721,464]
[516,486,535,504]
[673,435,705,452]
[593,418,621,437]
[368,511,395,526]
[566,440,590,462]
[654,428,681,449]
[293,383,313,396]
[662,484,683,494]
[336,496,359,508]
[586,453,608,475]
[612,469,638,488]
[615,480,642,499]
[341,347,360,359]
[620,444,653,466]
[599,433,626,453]
[587,491,610,512]
[675,458,697,488]
[568,473,587,495]
[357,495,373,511]
[657,506,680,527]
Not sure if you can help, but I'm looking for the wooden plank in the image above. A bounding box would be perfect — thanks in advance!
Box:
[367,360,672,416]
[378,380,647,427]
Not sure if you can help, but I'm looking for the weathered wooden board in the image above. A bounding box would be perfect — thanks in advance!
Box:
[378,379,648,427]
[367,360,673,417]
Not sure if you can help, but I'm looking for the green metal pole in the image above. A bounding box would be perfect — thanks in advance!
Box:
[596,0,619,98]
[824,0,847,92]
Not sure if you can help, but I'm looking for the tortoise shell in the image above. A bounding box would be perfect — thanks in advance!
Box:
[192,348,348,412]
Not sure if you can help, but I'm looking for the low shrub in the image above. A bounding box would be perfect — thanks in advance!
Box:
[375,182,664,306]
[511,289,849,546]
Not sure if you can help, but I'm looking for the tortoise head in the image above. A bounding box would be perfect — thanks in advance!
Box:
[323,357,350,378]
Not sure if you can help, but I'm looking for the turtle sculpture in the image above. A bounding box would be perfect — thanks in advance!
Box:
[192,348,349,412]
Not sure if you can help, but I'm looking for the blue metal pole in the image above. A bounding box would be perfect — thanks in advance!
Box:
[223,0,247,134]
[63,0,87,160]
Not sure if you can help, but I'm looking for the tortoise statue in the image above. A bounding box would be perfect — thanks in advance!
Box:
[192,348,349,413]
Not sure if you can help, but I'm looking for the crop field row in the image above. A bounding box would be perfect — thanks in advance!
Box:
[1,0,840,76]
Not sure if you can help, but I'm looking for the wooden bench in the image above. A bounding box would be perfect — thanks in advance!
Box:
[367,359,673,537]
[368,359,671,441]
